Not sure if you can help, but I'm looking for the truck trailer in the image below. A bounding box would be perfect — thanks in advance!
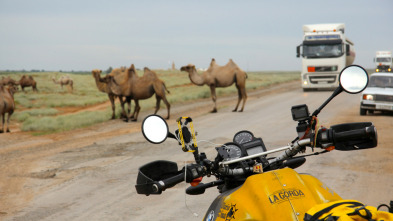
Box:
[296,23,355,91]
[374,51,392,72]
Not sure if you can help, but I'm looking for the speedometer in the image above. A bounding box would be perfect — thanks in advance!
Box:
[233,130,254,144]
[223,142,242,160]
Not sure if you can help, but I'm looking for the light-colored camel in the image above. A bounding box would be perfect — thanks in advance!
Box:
[103,64,170,121]
[92,69,131,120]
[18,75,38,92]
[180,58,247,113]
[0,85,18,133]
[52,76,74,92]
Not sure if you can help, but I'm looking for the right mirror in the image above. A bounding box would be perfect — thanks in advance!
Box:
[339,65,369,94]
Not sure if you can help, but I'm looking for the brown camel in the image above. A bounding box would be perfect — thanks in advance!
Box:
[180,58,247,113]
[0,76,18,86]
[91,69,131,120]
[52,76,74,92]
[18,75,38,92]
[0,85,18,133]
[103,64,170,121]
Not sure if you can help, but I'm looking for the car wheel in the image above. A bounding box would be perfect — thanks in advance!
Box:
[360,108,367,116]
[368,110,374,114]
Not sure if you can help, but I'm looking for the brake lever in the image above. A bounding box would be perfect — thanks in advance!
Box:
[186,180,225,195]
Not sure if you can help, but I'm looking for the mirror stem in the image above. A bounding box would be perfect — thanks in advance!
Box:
[168,132,177,140]
[312,86,343,117]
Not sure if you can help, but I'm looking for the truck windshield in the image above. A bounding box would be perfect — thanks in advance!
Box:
[369,76,393,88]
[376,57,392,62]
[303,44,343,58]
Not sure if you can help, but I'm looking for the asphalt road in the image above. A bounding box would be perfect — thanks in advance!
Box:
[6,83,392,221]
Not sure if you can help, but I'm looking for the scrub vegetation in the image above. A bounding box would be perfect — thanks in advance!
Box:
[0,70,299,134]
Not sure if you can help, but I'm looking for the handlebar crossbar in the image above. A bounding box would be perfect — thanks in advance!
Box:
[220,145,298,165]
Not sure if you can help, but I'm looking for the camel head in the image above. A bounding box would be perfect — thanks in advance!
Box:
[91,69,102,78]
[180,64,196,73]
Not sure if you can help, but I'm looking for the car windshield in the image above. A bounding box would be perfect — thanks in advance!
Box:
[303,44,343,58]
[369,75,393,88]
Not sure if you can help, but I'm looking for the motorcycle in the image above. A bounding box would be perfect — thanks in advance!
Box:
[135,65,392,220]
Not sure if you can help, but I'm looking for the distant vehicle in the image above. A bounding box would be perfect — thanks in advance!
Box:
[374,51,392,72]
[360,72,393,115]
[296,23,355,91]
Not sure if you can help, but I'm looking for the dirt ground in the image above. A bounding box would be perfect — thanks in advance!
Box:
[1,81,392,220]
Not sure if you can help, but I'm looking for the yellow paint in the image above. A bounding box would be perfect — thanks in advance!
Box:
[208,168,342,221]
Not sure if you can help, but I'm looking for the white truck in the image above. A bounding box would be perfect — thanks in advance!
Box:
[296,23,355,91]
[374,51,392,72]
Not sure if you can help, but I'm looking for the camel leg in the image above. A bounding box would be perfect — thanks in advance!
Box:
[126,97,132,116]
[108,94,116,119]
[162,96,170,119]
[154,95,161,115]
[6,113,11,132]
[118,96,128,120]
[233,86,242,112]
[210,86,217,113]
[129,98,139,120]
[132,100,141,122]
[239,87,247,112]
[0,114,4,133]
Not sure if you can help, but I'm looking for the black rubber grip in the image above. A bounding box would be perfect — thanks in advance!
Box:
[160,172,185,190]
[334,126,374,142]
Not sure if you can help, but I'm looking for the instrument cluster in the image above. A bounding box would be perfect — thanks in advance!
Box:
[216,130,267,161]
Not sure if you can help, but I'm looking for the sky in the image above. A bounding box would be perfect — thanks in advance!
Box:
[0,0,392,72]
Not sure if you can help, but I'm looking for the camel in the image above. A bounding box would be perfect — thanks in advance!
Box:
[92,69,131,120]
[52,76,74,92]
[180,58,247,113]
[18,75,38,92]
[0,76,18,86]
[103,64,170,121]
[0,85,18,133]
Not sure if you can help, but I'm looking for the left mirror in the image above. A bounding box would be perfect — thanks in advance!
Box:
[142,115,169,144]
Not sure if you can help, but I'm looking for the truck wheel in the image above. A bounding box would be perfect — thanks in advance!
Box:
[360,108,367,116]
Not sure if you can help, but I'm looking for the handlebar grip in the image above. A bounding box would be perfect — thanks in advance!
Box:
[156,172,185,192]
[334,126,375,142]
[316,123,377,150]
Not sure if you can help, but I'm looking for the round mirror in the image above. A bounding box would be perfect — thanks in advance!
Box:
[339,65,369,94]
[141,115,169,144]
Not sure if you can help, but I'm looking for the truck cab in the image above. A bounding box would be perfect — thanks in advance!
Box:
[374,51,392,72]
[296,24,355,91]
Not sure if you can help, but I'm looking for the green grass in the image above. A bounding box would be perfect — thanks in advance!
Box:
[0,70,299,134]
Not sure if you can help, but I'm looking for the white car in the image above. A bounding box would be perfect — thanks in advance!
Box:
[360,72,393,115]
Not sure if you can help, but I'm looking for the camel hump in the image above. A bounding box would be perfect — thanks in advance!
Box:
[227,59,237,66]
[210,58,217,67]
[130,64,136,71]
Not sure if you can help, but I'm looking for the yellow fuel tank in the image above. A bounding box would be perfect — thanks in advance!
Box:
[203,168,342,221]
